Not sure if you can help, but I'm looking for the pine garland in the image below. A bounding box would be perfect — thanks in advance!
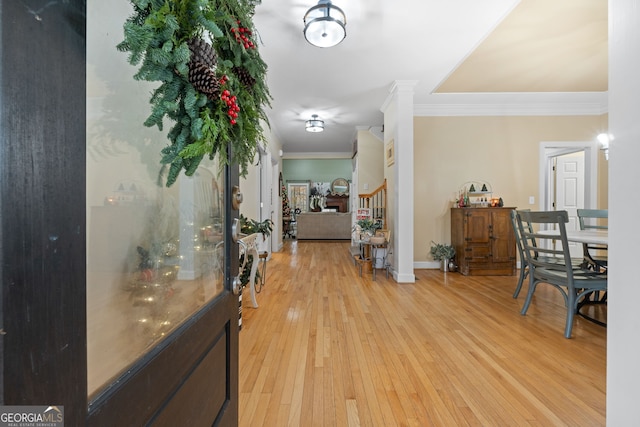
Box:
[117,0,271,186]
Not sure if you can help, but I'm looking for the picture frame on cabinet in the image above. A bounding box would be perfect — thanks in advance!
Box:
[386,139,394,166]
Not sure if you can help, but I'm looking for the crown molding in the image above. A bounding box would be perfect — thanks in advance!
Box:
[414,91,608,116]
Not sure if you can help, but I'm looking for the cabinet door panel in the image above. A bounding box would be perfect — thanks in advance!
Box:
[490,210,515,263]
[467,245,491,261]
[465,211,491,243]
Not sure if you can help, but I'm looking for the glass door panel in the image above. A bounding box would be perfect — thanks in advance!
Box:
[288,182,310,213]
[86,161,226,398]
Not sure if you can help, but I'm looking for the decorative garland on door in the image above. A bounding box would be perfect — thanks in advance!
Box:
[117,0,271,186]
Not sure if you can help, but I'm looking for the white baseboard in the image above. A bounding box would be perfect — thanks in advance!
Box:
[414,261,440,269]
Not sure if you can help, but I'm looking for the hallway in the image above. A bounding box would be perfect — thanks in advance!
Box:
[238,241,606,426]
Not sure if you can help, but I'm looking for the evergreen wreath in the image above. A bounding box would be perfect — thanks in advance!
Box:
[117,0,271,186]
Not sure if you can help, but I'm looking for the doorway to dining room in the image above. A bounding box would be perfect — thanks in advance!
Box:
[539,141,599,257]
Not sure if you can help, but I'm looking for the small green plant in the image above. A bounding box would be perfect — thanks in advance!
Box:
[240,214,273,237]
[355,218,382,233]
[430,241,456,261]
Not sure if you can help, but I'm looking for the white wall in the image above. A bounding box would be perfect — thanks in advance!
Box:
[240,163,260,220]
[240,122,283,251]
[607,1,640,424]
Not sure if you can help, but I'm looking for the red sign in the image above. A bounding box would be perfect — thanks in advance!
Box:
[356,208,371,221]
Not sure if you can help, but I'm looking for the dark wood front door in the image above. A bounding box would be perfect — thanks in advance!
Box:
[1,2,239,425]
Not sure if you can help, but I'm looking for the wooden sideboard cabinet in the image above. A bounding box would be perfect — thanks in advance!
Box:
[451,207,516,276]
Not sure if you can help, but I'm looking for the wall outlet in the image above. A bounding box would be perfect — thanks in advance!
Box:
[529,196,535,205]
[363,183,369,190]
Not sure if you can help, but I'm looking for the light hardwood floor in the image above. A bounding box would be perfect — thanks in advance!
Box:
[239,240,606,426]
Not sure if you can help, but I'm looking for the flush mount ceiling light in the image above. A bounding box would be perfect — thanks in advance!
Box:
[305,115,324,132]
[303,0,346,48]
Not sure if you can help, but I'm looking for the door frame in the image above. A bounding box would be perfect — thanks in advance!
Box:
[539,141,599,212]
[271,156,282,253]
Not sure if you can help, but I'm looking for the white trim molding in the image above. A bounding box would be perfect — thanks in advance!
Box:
[414,91,608,116]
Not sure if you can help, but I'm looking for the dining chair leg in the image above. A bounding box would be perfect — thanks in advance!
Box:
[565,294,579,339]
[520,276,537,315]
[513,267,528,298]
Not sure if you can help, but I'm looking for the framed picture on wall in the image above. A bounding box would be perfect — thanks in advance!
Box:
[386,140,394,166]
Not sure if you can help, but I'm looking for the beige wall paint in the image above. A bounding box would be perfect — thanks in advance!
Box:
[356,129,385,194]
[597,149,609,208]
[413,114,608,263]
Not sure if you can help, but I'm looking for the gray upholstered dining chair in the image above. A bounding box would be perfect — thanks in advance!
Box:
[577,208,608,272]
[515,210,608,338]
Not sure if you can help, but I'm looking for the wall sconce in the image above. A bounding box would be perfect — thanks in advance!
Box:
[597,133,610,160]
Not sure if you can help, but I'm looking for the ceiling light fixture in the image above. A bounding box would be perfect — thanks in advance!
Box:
[303,0,346,48]
[305,115,324,132]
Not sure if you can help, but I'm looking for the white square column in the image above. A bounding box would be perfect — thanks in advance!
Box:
[382,81,417,283]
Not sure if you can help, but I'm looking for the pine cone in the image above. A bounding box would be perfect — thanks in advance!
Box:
[132,4,151,26]
[188,61,220,100]
[233,66,256,89]
[188,38,217,70]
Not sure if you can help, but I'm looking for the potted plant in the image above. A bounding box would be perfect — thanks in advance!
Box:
[354,218,382,241]
[430,241,456,272]
[239,215,273,287]
[240,214,273,239]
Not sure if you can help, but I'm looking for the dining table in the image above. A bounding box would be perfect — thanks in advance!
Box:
[564,229,608,245]
[538,228,608,245]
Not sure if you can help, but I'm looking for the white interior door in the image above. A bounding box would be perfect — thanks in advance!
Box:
[555,151,585,257]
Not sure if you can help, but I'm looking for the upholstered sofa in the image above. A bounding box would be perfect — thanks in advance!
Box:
[296,212,351,240]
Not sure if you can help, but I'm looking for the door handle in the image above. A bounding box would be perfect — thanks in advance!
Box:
[232,218,241,243]
[232,276,242,295]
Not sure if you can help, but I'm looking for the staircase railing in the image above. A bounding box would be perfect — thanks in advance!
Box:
[357,179,387,229]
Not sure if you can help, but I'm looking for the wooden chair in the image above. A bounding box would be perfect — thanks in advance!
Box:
[515,210,607,338]
[577,208,608,272]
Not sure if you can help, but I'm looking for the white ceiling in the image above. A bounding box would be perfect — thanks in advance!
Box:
[252,0,607,156]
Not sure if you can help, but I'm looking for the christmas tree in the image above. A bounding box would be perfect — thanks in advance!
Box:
[282,183,291,217]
